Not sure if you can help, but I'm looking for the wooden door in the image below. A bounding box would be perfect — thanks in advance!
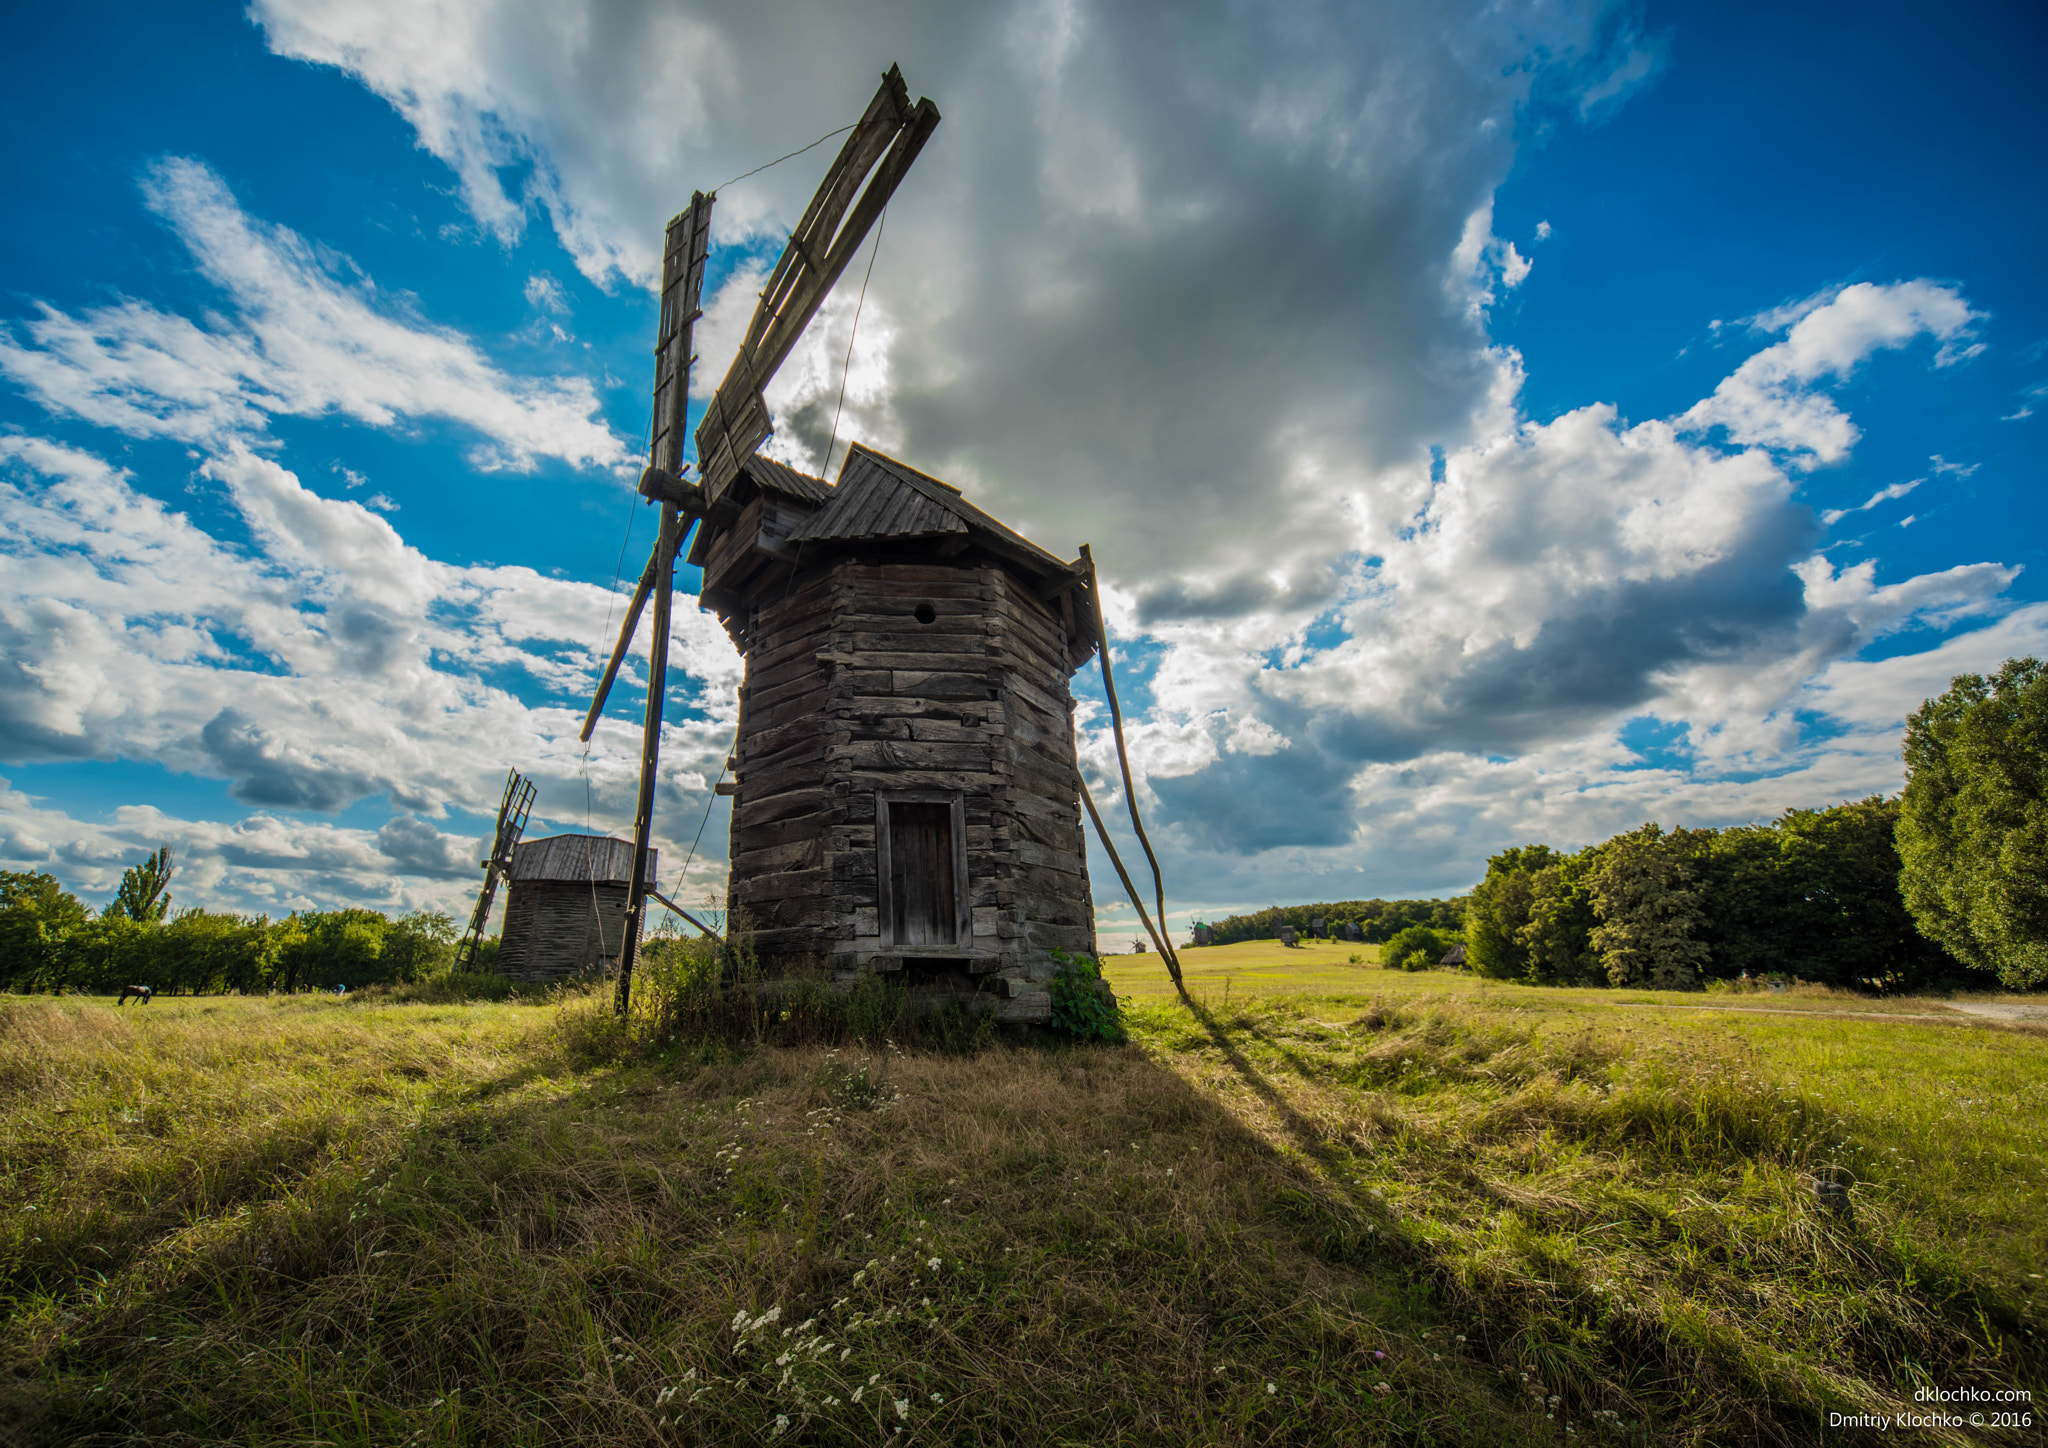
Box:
[888,801,957,945]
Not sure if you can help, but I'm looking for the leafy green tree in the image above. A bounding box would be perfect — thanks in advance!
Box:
[153,910,280,994]
[1898,657,2048,988]
[1516,856,1603,985]
[1774,797,1960,988]
[1464,844,1557,978]
[105,846,175,923]
[0,871,92,989]
[278,909,390,989]
[1588,825,1712,989]
[1692,824,1793,980]
[58,912,154,993]
[382,910,457,982]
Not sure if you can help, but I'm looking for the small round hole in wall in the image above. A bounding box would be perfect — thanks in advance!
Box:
[914,603,937,624]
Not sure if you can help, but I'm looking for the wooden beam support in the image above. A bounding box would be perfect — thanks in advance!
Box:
[647,887,723,943]
[579,547,659,744]
[617,500,680,1016]
[695,66,941,511]
[1079,544,1187,1001]
[614,190,714,1017]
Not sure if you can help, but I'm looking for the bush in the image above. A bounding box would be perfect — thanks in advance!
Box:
[1049,951,1124,1042]
[1381,924,1456,971]
[1399,949,1435,972]
[372,971,529,1005]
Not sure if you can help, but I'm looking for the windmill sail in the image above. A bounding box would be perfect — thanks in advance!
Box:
[455,768,536,972]
[692,65,940,515]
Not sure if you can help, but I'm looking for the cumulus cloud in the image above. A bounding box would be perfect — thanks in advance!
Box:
[251,0,1655,576]
[1679,281,1983,466]
[1080,282,2024,899]
[0,435,741,913]
[0,158,630,472]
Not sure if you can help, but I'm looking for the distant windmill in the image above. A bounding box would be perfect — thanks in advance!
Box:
[454,768,535,972]
[583,64,1187,1016]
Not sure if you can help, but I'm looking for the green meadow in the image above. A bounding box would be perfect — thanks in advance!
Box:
[1,955,2041,1446]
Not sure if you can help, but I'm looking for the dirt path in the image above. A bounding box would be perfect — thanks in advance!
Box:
[1612,1001,2042,1023]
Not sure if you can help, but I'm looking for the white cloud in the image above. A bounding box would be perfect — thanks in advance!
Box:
[524,272,570,314]
[250,0,1652,578]
[1078,281,2024,905]
[0,158,630,473]
[1680,281,1983,465]
[1820,477,1920,525]
[0,435,741,915]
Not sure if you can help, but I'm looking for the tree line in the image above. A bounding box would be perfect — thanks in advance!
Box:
[1467,659,2048,992]
[1197,897,1466,947]
[1464,796,1970,991]
[0,855,467,995]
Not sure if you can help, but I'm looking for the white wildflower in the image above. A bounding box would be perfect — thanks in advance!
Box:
[895,1398,911,1419]
[927,1257,941,1270]
[1266,1383,1277,1395]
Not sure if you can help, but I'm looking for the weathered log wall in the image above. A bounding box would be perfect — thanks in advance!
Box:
[498,880,636,982]
[726,558,1094,1021]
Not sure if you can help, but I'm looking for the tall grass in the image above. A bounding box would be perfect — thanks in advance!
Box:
[0,982,2039,1446]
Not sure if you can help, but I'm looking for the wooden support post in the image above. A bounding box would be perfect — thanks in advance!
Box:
[647,886,723,943]
[1078,544,1186,998]
[1080,777,1189,1005]
[581,549,659,743]
[613,190,714,1017]
[617,502,684,1015]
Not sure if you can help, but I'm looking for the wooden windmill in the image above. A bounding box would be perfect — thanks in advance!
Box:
[585,63,1188,1017]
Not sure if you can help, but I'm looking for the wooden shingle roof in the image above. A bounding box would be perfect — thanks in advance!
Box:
[742,454,833,505]
[786,444,1075,580]
[508,834,657,886]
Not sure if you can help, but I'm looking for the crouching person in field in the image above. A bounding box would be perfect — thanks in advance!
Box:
[118,985,153,1006]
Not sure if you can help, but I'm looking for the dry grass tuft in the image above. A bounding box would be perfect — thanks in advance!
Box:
[0,983,2040,1446]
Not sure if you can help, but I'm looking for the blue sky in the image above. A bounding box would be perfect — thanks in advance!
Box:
[1,0,2042,941]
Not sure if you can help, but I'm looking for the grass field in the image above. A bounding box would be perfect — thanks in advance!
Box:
[1,959,2041,1446]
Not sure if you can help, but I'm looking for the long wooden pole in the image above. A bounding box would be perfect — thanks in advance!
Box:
[647,887,723,943]
[580,553,659,744]
[1078,545,1186,996]
[1079,777,1189,1005]
[617,503,683,1015]
[613,191,713,1017]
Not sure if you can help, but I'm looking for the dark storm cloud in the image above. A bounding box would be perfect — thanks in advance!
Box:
[256,0,1645,577]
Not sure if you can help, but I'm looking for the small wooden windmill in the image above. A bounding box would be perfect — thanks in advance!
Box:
[585,63,1187,1017]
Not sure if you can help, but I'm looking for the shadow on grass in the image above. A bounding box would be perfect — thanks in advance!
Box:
[7,999,2041,1448]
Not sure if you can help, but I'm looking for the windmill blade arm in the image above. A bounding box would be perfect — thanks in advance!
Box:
[749,68,912,346]
[579,547,661,744]
[747,78,914,362]
[696,70,940,504]
[754,97,939,389]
